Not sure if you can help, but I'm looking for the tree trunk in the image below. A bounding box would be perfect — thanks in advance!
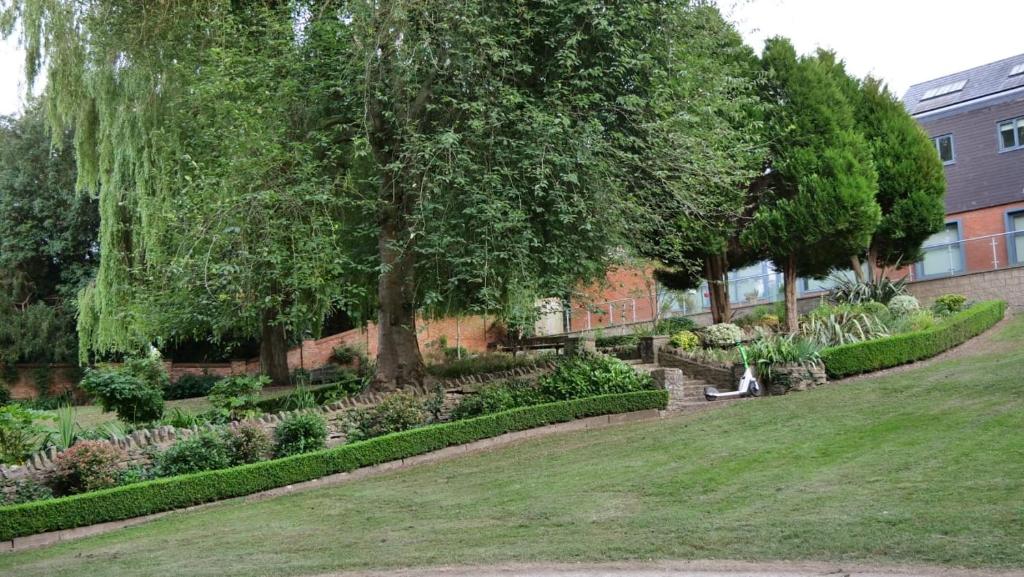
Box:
[705,253,731,324]
[260,309,290,386]
[374,176,425,391]
[866,245,879,283]
[782,253,799,333]
[850,255,866,283]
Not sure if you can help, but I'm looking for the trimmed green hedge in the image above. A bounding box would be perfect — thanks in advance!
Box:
[0,389,667,541]
[821,300,1006,379]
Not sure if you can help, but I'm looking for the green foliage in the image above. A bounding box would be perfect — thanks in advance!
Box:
[800,303,890,347]
[887,295,921,318]
[224,423,271,466]
[153,432,230,478]
[450,381,548,421]
[207,375,267,421]
[0,104,98,366]
[0,383,9,406]
[344,393,427,443]
[425,353,552,380]
[703,323,743,347]
[655,317,698,336]
[537,355,653,401]
[669,331,700,351]
[828,275,908,305]
[79,368,164,424]
[31,366,51,398]
[821,301,1006,378]
[164,373,219,401]
[49,441,125,496]
[274,413,328,457]
[747,334,822,381]
[933,294,967,316]
[890,310,938,334]
[331,346,358,366]
[594,334,641,349]
[281,385,318,411]
[0,390,667,541]
[734,303,787,328]
[157,408,204,430]
[0,404,46,464]
[43,404,80,451]
[1,478,53,506]
[121,353,171,392]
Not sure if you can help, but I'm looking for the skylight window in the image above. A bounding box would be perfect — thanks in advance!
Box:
[921,80,967,100]
[1011,63,1024,77]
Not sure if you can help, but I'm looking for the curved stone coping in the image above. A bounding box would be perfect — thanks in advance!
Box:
[0,407,663,553]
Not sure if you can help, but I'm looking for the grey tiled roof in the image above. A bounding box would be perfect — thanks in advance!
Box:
[903,52,1024,116]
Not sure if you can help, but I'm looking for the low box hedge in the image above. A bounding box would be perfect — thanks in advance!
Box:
[820,300,1006,379]
[0,389,667,542]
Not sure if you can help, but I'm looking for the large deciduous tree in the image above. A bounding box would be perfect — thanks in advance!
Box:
[0,102,98,365]
[743,38,881,331]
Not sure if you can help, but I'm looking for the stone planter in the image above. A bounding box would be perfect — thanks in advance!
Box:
[763,363,827,395]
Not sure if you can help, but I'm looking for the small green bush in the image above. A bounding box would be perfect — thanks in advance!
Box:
[49,441,126,496]
[703,323,743,347]
[594,334,641,348]
[425,353,551,380]
[655,316,696,335]
[537,354,652,400]
[891,310,938,333]
[0,390,667,541]
[747,334,821,381]
[0,404,45,464]
[207,375,267,421]
[932,293,967,316]
[122,353,171,392]
[821,300,1005,378]
[344,392,426,443]
[859,301,891,323]
[0,384,10,406]
[225,423,272,465]
[669,330,699,351]
[887,295,920,318]
[164,373,220,400]
[274,413,328,457]
[450,381,548,420]
[828,275,908,305]
[80,368,164,424]
[152,432,231,477]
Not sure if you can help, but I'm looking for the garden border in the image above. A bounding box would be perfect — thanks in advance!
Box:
[0,389,668,548]
[820,300,1007,378]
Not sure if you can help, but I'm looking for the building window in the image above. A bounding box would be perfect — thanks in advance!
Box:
[1009,211,1024,265]
[916,222,963,278]
[998,117,1024,151]
[932,134,955,164]
[920,80,967,101]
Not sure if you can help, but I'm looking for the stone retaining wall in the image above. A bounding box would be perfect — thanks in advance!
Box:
[656,348,739,389]
[765,364,828,395]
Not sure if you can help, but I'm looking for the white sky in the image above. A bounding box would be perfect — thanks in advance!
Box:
[1,0,1023,115]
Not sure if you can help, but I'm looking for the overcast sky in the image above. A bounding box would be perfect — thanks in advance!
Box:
[2,0,1023,116]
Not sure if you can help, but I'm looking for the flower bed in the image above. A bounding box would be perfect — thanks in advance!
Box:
[0,389,667,541]
[820,300,1006,378]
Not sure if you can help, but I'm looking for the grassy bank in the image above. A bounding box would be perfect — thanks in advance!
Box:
[2,316,1021,576]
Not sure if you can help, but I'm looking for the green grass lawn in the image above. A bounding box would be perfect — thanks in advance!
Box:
[4,315,1023,576]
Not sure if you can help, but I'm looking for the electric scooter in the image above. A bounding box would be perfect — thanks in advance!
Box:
[704,342,762,401]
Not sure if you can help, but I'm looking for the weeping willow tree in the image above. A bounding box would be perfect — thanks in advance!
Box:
[6,0,724,389]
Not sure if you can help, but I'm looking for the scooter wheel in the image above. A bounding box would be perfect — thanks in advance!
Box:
[749,381,762,397]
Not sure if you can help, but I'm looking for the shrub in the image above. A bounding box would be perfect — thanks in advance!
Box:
[891,310,938,333]
[331,345,357,365]
[821,300,1005,378]
[595,334,641,348]
[207,375,267,421]
[49,441,126,495]
[887,295,920,318]
[537,354,652,400]
[859,301,891,323]
[344,392,427,443]
[932,293,967,316]
[79,368,164,424]
[122,353,171,391]
[0,404,46,464]
[117,466,154,487]
[655,316,696,335]
[274,413,328,457]
[800,303,889,347]
[152,432,230,477]
[0,384,9,406]
[450,380,548,420]
[159,407,206,429]
[425,353,551,380]
[0,391,668,541]
[225,423,271,465]
[281,384,318,411]
[828,275,908,305]
[734,303,786,328]
[747,334,821,381]
[669,330,699,351]
[164,373,219,400]
[702,323,743,348]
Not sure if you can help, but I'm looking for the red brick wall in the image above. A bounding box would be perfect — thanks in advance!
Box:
[951,201,1024,274]
[568,266,657,332]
